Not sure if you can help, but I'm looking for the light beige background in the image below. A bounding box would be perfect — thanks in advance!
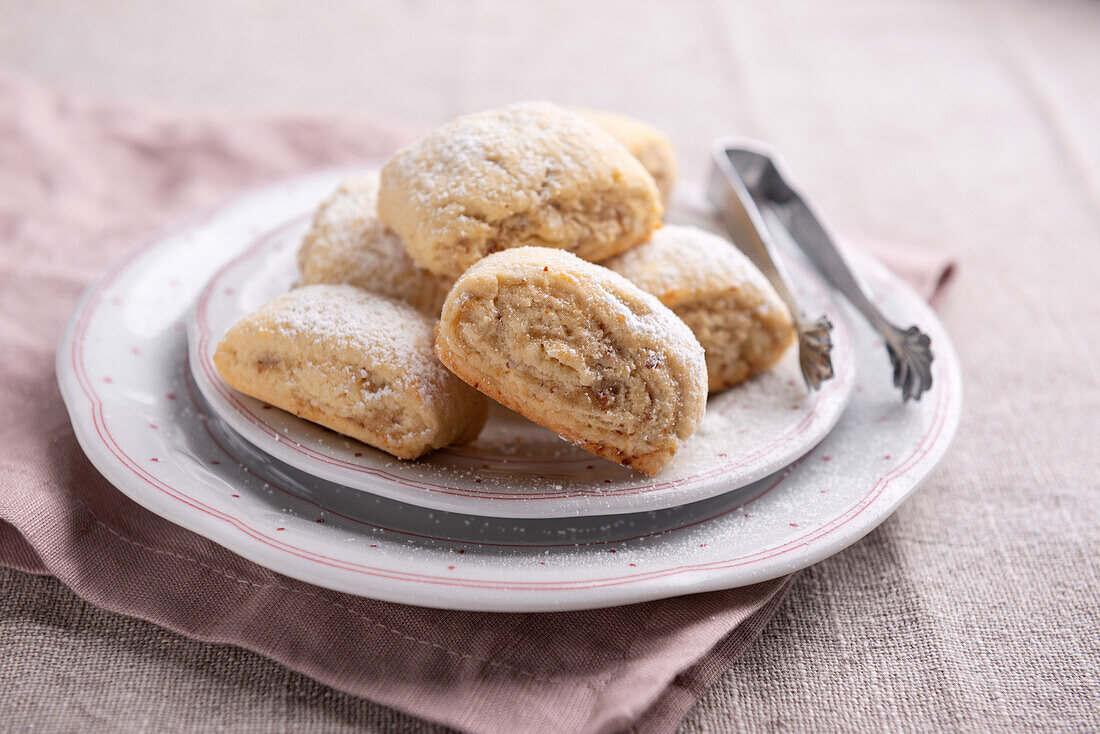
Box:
[2,0,1098,731]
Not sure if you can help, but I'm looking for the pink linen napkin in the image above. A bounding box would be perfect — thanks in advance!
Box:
[0,69,954,734]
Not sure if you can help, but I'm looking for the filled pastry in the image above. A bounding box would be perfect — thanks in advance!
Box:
[434,247,707,476]
[604,225,796,392]
[378,101,663,277]
[577,109,678,205]
[214,285,488,459]
[297,173,453,316]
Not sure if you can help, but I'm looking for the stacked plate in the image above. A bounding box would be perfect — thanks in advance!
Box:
[57,167,961,612]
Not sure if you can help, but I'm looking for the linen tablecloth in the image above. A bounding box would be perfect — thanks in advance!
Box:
[1,0,1098,731]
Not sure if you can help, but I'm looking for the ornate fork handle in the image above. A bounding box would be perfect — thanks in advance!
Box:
[722,140,934,402]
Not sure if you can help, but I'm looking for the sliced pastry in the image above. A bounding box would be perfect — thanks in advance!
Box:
[603,224,796,392]
[297,172,453,316]
[378,101,663,277]
[213,284,488,460]
[434,247,707,476]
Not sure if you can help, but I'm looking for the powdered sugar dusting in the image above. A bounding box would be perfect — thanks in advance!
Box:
[377,101,662,276]
[297,173,452,315]
[393,102,626,209]
[261,284,458,409]
[604,224,785,315]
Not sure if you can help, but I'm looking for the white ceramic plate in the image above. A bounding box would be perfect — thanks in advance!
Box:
[57,170,961,612]
[184,171,856,518]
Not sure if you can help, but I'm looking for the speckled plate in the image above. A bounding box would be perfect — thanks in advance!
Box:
[56,169,960,611]
[184,171,857,518]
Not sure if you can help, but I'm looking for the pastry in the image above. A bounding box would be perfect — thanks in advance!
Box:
[577,109,678,205]
[378,101,663,278]
[213,284,488,460]
[297,173,453,316]
[603,225,796,392]
[434,247,706,476]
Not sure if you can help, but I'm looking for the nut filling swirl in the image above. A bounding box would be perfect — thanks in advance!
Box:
[435,247,707,476]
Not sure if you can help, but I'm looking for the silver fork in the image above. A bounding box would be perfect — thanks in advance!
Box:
[708,143,835,391]
[715,138,934,402]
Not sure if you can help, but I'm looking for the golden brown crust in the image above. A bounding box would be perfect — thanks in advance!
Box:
[433,336,672,475]
[214,285,488,460]
[575,109,678,205]
[433,247,707,476]
[297,173,453,316]
[674,297,796,391]
[603,225,796,392]
[378,102,663,277]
